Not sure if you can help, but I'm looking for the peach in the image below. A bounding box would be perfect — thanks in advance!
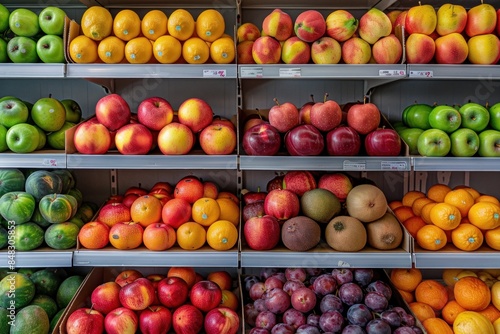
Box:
[262,9,293,41]
[281,36,311,64]
[252,36,282,64]
[237,22,261,43]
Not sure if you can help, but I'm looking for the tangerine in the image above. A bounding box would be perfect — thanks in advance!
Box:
[442,300,466,325]
[402,216,426,238]
[409,301,436,322]
[451,223,484,251]
[420,202,437,224]
[429,202,462,230]
[412,197,434,217]
[478,303,500,323]
[475,195,500,206]
[220,289,239,310]
[130,195,163,227]
[393,205,416,223]
[176,222,206,250]
[485,226,500,250]
[390,267,423,292]
[468,202,500,230]
[388,200,403,210]
[427,183,452,203]
[206,219,238,251]
[402,190,426,207]
[196,9,225,42]
[444,188,475,217]
[454,276,491,311]
[78,221,109,249]
[167,9,195,41]
[415,279,449,311]
[442,268,463,287]
[216,198,240,226]
[422,317,453,334]
[416,224,447,250]
[167,267,197,288]
[191,197,220,226]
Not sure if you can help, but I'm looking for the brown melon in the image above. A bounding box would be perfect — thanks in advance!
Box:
[366,212,403,250]
[281,216,321,252]
[345,184,388,223]
[325,215,367,252]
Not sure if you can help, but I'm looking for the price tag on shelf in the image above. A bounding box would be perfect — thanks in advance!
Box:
[379,69,406,77]
[279,68,301,78]
[240,67,263,78]
[409,70,433,78]
[381,161,407,170]
[343,160,366,170]
[203,69,226,78]
[42,158,58,167]
[337,260,351,267]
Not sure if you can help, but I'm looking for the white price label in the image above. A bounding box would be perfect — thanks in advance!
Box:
[381,161,407,171]
[203,69,226,78]
[409,70,433,78]
[343,161,366,170]
[337,260,351,267]
[42,158,58,167]
[379,69,406,77]
[279,68,301,77]
[240,67,263,78]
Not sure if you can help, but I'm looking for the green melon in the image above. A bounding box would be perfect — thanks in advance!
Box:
[0,169,25,197]
[45,222,79,250]
[13,222,44,251]
[0,273,35,308]
[24,170,63,202]
[56,275,84,309]
[67,188,83,207]
[10,304,49,334]
[31,206,51,228]
[0,191,35,225]
[0,306,10,333]
[51,170,75,194]
[30,269,62,297]
[29,294,58,319]
[38,193,73,224]
[49,307,65,333]
[0,226,7,249]
[16,268,40,279]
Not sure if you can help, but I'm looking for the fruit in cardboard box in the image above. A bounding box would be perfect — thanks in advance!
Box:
[91,281,122,315]
[66,307,105,334]
[172,304,204,334]
[104,307,138,334]
[157,276,189,308]
[119,277,155,311]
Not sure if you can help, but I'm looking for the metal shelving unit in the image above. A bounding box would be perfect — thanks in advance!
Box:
[0,248,73,268]
[0,152,67,169]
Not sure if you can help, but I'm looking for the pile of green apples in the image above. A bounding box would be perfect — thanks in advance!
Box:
[395,101,500,157]
[0,4,66,63]
[0,95,82,153]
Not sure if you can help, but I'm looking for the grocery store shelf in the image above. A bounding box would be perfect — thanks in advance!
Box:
[0,64,65,78]
[407,64,500,80]
[413,244,500,269]
[239,0,398,10]
[66,64,237,79]
[0,248,73,268]
[80,0,235,8]
[240,244,412,268]
[239,155,410,171]
[72,246,239,267]
[412,157,500,172]
[0,151,66,168]
[238,64,406,79]
[66,152,238,169]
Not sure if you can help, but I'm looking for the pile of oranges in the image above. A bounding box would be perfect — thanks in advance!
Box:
[390,184,500,252]
[69,6,235,65]
[390,267,500,334]
[78,175,240,252]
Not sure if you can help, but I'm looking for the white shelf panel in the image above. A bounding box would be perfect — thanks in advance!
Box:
[412,157,500,172]
[0,64,65,78]
[0,249,73,268]
[0,152,66,169]
[413,244,500,269]
[407,64,500,80]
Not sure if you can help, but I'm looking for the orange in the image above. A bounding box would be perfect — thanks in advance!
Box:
[390,268,423,292]
[97,36,125,64]
[108,221,143,250]
[167,9,195,41]
[416,224,447,250]
[217,191,240,205]
[421,202,437,224]
[444,188,475,217]
[412,197,434,216]
[446,284,455,301]
[220,289,239,311]
[196,9,225,42]
[478,303,500,323]
[442,268,463,287]
[206,220,238,251]
[393,205,416,223]
[191,197,220,226]
[81,6,113,41]
[454,276,491,311]
[468,202,500,230]
[485,226,500,250]
[409,301,436,322]
[397,289,414,303]
[427,183,452,203]
[69,35,98,63]
[210,37,235,64]
[130,195,163,227]
[216,198,240,226]
[182,37,210,64]
[141,9,168,41]
[402,190,426,207]
[78,221,109,249]
[422,317,453,334]
[475,195,500,206]
[125,37,153,64]
[457,185,481,200]
[113,9,141,41]
[388,200,403,210]
[402,215,426,238]
[176,222,206,250]
[442,300,466,325]
[153,35,182,64]
[429,202,462,230]
[415,279,449,311]
[143,223,176,251]
[167,267,197,288]
[451,223,484,251]
[207,270,233,290]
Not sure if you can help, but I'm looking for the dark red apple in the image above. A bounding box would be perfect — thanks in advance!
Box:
[157,276,189,309]
[325,125,361,156]
[310,93,342,132]
[204,307,240,334]
[190,280,223,312]
[243,201,265,222]
[115,269,143,287]
[284,124,324,156]
[282,171,317,196]
[244,215,280,250]
[268,98,300,133]
[365,128,402,156]
[347,102,381,135]
[139,305,172,334]
[266,174,284,192]
[242,188,268,204]
[172,304,204,334]
[264,189,300,221]
[242,123,282,156]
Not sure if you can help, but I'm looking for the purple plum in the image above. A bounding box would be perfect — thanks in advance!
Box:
[346,303,373,327]
[338,282,364,306]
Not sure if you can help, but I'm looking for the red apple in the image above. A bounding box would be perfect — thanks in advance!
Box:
[299,95,315,124]
[268,98,300,133]
[190,280,223,312]
[177,98,213,133]
[157,276,189,309]
[91,281,122,315]
[243,114,267,133]
[97,202,132,228]
[143,223,176,251]
[199,123,237,155]
[95,94,131,131]
[139,305,172,334]
[174,176,204,204]
[150,181,174,194]
[207,271,233,291]
[124,186,148,197]
[115,269,144,287]
[137,96,174,131]
[244,215,281,250]
[161,198,192,228]
[264,189,300,221]
[325,125,361,156]
[294,10,326,43]
[119,277,156,310]
[242,188,267,204]
[66,308,104,334]
[172,304,204,334]
[105,195,123,204]
[365,128,402,156]
[211,115,236,131]
[310,94,342,132]
[237,40,255,64]
[242,123,282,156]
[282,170,317,197]
[157,122,195,155]
[252,36,282,64]
[104,307,138,334]
[73,120,111,154]
[204,307,240,334]
[243,201,265,222]
[122,194,139,207]
[346,103,381,135]
[115,123,153,155]
[203,181,219,199]
[318,173,353,202]
[266,174,284,192]
[147,274,165,305]
[284,124,325,156]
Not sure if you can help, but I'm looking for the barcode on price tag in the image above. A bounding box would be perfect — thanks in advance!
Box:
[409,70,434,78]
[240,67,263,78]
[279,68,301,77]
[42,158,58,167]
[203,69,226,78]
[343,161,366,170]
[379,69,406,77]
[381,161,407,170]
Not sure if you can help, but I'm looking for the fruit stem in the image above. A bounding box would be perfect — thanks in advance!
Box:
[273,98,280,106]
[255,108,263,119]
[257,186,261,192]
[363,96,368,104]
[323,93,329,103]
[49,93,52,98]
[418,1,422,5]
[486,102,490,108]
[310,94,315,103]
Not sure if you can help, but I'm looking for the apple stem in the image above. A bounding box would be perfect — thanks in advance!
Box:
[273,98,280,106]
[486,102,490,108]
[89,304,95,312]
[255,108,263,120]
[148,306,154,312]
[363,96,368,104]
[48,94,52,98]
[257,186,261,192]
[310,94,315,103]
[323,93,329,103]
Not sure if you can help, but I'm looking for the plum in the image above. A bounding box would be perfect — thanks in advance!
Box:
[393,327,417,334]
[250,282,267,300]
[255,310,277,330]
[401,313,416,327]
[364,291,388,312]
[271,323,295,334]
[319,294,344,313]
[261,268,280,279]
[380,309,401,327]
[296,324,321,334]
[250,328,271,334]
[264,288,291,314]
[332,268,353,285]
[342,324,367,334]
[306,313,320,327]
[312,273,337,296]
[410,326,423,334]
[283,280,305,296]
[366,280,392,300]
[338,282,364,306]
[265,276,284,290]
[254,298,268,312]
[353,268,374,287]
[346,303,373,327]
[319,310,344,333]
[306,268,323,277]
[244,303,259,326]
[285,268,307,282]
[291,287,317,313]
[245,275,261,291]
[365,319,391,334]
[271,272,287,283]
[282,308,306,329]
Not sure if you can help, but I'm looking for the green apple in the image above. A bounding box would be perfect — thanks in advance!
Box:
[392,121,407,132]
[478,129,500,157]
[488,102,500,131]
[450,128,479,157]
[0,38,7,63]
[0,4,9,33]
[9,8,40,37]
[36,34,64,63]
[38,6,66,36]
[417,128,451,157]
[399,127,423,155]
[47,121,75,150]
[428,105,462,133]
[7,36,39,63]
[60,99,82,123]
[0,96,20,103]
[458,102,490,132]
[0,99,29,128]
[0,124,7,152]
[34,125,46,150]
[6,123,39,153]
[31,97,66,132]
[403,103,433,130]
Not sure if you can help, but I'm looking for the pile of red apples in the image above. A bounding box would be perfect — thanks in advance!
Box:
[242,96,402,157]
[73,94,237,155]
